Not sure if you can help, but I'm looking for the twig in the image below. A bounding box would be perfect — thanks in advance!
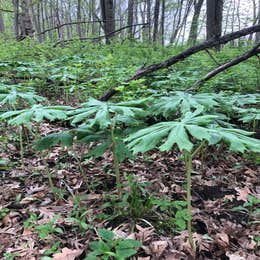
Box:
[53,23,148,47]
[190,42,260,90]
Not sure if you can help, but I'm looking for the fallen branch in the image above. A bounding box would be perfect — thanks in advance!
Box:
[100,24,260,101]
[0,8,13,13]
[191,42,260,89]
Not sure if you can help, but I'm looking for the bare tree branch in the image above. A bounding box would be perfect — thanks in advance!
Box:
[100,24,260,101]
[0,8,13,13]
[190,42,260,89]
[37,19,127,36]
[53,23,148,47]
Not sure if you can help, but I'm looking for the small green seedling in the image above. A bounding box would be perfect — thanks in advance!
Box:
[86,229,141,260]
[232,195,260,218]
[0,207,10,220]
[35,215,63,239]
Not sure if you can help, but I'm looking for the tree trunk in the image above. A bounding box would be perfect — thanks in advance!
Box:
[206,0,223,50]
[256,0,260,42]
[127,0,134,39]
[39,2,46,41]
[188,0,204,45]
[0,11,4,33]
[153,0,160,42]
[55,0,64,41]
[100,0,115,44]
[170,0,184,44]
[160,0,165,45]
[146,0,151,42]
[20,0,34,39]
[30,0,41,42]
[77,0,82,38]
[13,0,20,39]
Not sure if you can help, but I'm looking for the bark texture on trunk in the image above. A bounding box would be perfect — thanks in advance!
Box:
[13,0,20,39]
[77,0,82,38]
[206,0,223,50]
[20,0,34,39]
[153,0,160,42]
[256,0,260,42]
[127,0,134,38]
[100,0,115,44]
[0,11,4,33]
[188,0,204,45]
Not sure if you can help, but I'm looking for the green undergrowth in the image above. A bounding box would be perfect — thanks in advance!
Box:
[0,40,259,258]
[0,40,259,101]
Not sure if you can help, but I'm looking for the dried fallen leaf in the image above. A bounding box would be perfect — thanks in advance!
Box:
[53,247,83,260]
[7,144,17,151]
[181,239,196,258]
[244,168,257,178]
[136,225,154,243]
[235,187,251,202]
[164,250,187,260]
[223,194,235,202]
[87,193,102,200]
[215,233,229,248]
[238,236,257,250]
[150,240,168,258]
[20,197,37,205]
[226,251,246,260]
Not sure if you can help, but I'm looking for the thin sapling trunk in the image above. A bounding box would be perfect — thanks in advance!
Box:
[111,118,122,199]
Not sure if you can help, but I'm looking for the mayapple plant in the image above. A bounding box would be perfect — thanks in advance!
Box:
[151,91,220,117]
[0,84,46,109]
[0,104,71,172]
[37,98,148,198]
[126,106,260,249]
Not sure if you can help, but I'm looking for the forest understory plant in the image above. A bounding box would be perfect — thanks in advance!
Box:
[126,106,260,250]
[37,98,148,197]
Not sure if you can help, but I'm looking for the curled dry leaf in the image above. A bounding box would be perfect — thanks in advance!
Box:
[235,187,251,202]
[164,250,187,260]
[238,236,257,250]
[181,240,196,258]
[53,247,83,260]
[20,197,37,205]
[215,233,229,249]
[223,194,236,202]
[244,168,257,178]
[150,240,168,258]
[226,251,246,260]
[136,224,154,243]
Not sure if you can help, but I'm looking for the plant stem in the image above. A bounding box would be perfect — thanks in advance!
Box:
[42,153,55,194]
[71,151,91,192]
[191,140,206,158]
[111,119,122,199]
[19,126,24,168]
[184,150,195,250]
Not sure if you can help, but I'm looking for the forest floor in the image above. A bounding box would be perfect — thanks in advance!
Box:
[0,121,259,260]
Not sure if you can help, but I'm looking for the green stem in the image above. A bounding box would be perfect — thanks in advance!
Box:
[184,150,195,250]
[111,119,122,199]
[42,153,55,195]
[71,152,91,192]
[191,140,206,158]
[19,126,24,168]
[252,119,256,133]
